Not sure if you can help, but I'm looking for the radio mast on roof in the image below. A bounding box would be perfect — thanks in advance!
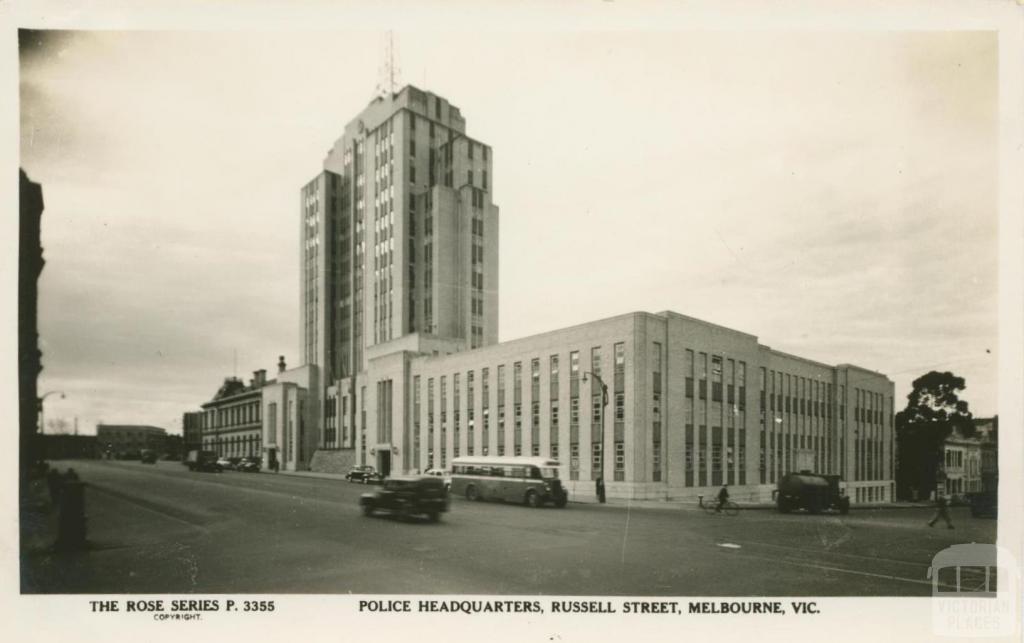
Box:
[375,31,401,98]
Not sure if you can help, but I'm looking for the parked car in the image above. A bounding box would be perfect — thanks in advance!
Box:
[424,467,451,491]
[140,449,159,464]
[360,475,450,522]
[345,465,382,484]
[216,457,234,471]
[237,456,262,473]
[185,450,222,473]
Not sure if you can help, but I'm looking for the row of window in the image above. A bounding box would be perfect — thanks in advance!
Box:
[202,401,261,430]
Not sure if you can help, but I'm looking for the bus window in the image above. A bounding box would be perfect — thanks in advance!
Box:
[528,466,542,479]
[932,564,1000,594]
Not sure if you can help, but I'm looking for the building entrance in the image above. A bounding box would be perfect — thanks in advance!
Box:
[377,450,391,478]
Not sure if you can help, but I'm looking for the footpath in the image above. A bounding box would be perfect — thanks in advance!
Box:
[272,468,933,511]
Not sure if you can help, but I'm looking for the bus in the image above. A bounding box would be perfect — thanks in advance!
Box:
[449,456,568,508]
[928,543,1002,596]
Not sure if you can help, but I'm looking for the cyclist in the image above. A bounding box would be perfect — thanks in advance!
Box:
[716,484,730,513]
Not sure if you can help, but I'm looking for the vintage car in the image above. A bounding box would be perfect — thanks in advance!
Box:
[423,467,452,491]
[237,456,262,473]
[345,465,382,484]
[359,475,450,522]
[185,450,222,473]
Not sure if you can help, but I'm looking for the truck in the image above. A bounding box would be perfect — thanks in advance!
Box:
[774,471,850,514]
[184,449,222,473]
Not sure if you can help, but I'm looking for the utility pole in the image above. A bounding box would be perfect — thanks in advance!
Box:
[582,372,608,503]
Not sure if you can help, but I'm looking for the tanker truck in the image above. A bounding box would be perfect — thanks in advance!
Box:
[774,471,850,514]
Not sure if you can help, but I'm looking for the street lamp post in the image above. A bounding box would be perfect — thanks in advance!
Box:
[38,390,65,435]
[582,371,608,503]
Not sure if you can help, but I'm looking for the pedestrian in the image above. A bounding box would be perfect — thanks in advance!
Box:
[928,492,954,529]
[716,484,730,513]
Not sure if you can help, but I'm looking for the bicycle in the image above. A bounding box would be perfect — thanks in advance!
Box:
[698,495,739,516]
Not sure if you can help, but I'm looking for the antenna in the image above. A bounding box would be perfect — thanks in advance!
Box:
[233,349,237,377]
[375,31,401,98]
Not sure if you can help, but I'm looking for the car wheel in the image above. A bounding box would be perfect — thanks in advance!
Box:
[428,511,440,523]
[554,495,568,508]
[466,485,479,501]
[362,505,374,517]
[525,490,541,508]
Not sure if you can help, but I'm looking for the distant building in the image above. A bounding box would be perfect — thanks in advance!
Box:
[96,424,167,459]
[182,410,204,455]
[199,373,265,460]
[976,417,998,493]
[939,417,997,499]
[193,357,318,472]
[164,434,184,460]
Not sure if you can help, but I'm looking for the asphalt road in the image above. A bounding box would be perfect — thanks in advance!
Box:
[22,459,996,595]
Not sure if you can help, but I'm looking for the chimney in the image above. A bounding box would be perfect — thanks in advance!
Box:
[253,369,267,387]
[277,355,286,373]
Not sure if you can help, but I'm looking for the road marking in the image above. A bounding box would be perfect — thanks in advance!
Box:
[718,543,742,549]
[727,548,942,589]
[731,538,937,568]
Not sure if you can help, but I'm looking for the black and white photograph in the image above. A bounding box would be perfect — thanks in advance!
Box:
[8,1,1024,641]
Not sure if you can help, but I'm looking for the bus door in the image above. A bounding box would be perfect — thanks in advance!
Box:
[489,466,509,501]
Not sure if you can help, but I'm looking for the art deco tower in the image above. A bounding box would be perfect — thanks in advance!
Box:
[300,86,500,383]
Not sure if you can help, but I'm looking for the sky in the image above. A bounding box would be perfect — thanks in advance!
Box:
[18,28,1000,435]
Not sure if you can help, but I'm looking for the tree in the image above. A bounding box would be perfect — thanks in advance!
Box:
[895,371,974,500]
[46,417,71,435]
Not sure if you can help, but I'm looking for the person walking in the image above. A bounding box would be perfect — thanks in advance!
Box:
[928,492,954,529]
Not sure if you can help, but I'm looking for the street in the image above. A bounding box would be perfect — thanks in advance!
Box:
[22,460,995,596]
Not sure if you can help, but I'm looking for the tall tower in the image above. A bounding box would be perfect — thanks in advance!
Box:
[301,86,500,382]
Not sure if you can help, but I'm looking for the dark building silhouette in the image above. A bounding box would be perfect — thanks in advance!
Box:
[19,169,44,489]
[39,434,99,460]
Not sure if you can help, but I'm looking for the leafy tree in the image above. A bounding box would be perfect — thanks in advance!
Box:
[895,371,974,500]
[46,418,70,434]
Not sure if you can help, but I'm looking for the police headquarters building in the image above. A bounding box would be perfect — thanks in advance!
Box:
[268,85,895,505]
